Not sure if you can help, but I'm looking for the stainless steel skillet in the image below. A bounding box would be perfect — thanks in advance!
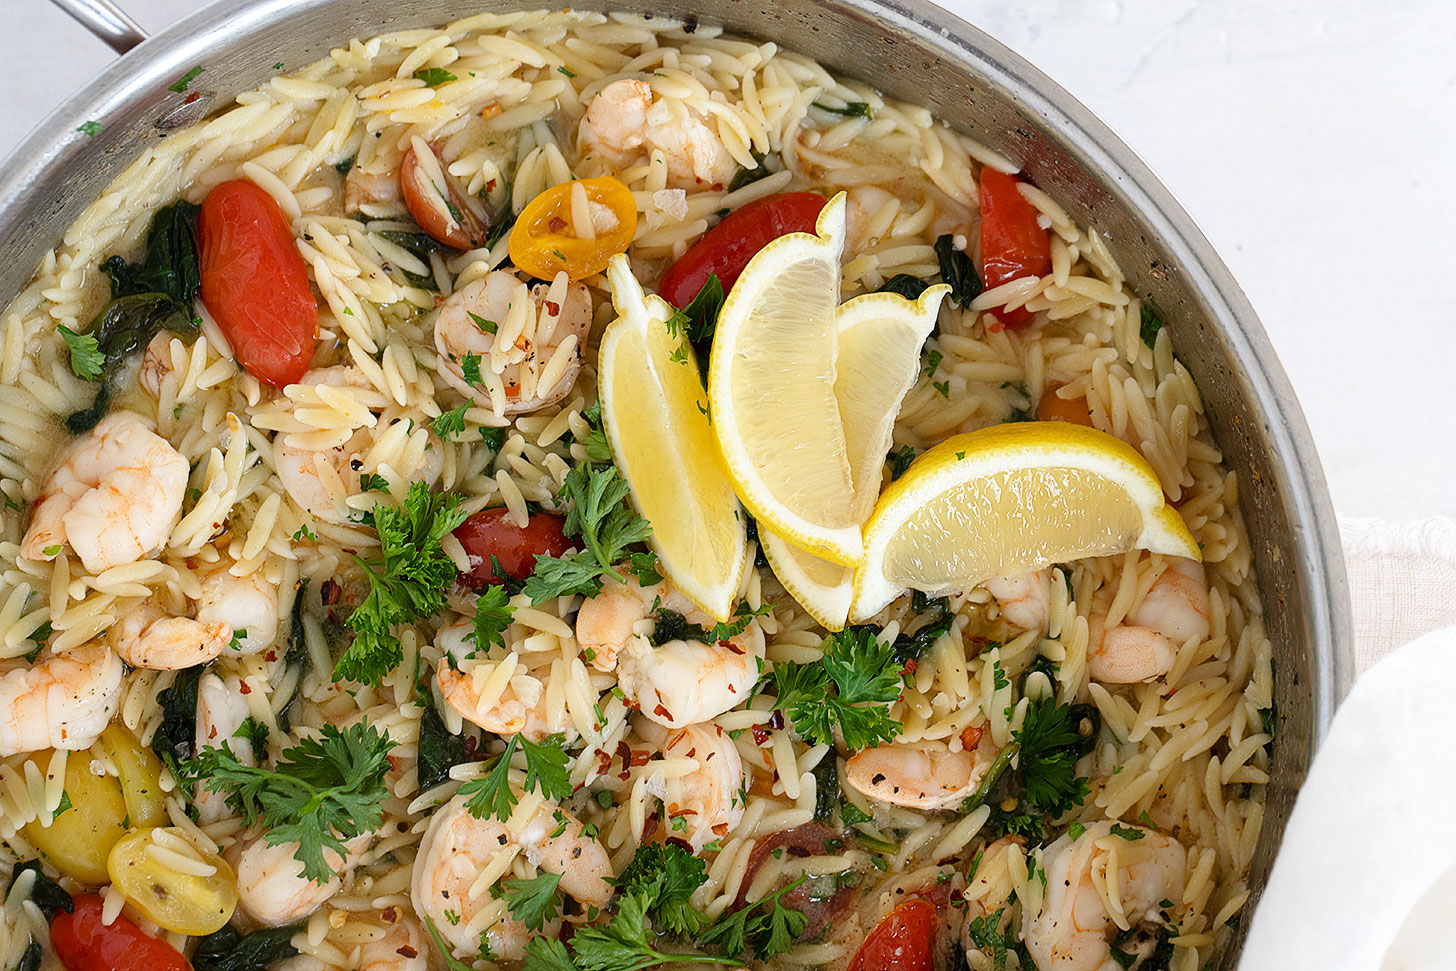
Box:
[8,1,1355,963]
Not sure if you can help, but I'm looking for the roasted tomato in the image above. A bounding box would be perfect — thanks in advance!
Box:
[977,168,1052,329]
[198,179,318,387]
[1036,384,1094,426]
[50,895,193,971]
[399,141,490,250]
[848,897,938,971]
[453,508,573,587]
[509,177,638,280]
[658,192,827,307]
[737,823,855,942]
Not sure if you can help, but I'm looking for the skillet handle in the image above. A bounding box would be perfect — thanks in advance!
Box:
[47,0,148,54]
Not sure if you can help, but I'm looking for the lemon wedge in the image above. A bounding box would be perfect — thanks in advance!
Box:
[599,255,747,620]
[849,422,1201,623]
[707,193,862,566]
[758,284,949,630]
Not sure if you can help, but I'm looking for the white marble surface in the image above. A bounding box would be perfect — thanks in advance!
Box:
[2,0,1454,521]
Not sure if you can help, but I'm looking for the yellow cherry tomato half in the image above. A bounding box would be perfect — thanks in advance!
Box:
[108,827,238,935]
[22,750,128,885]
[98,725,168,830]
[509,177,637,280]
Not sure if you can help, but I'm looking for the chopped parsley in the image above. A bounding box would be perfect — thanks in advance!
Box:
[521,464,653,603]
[432,403,470,439]
[184,721,394,883]
[468,585,514,652]
[413,68,457,86]
[769,627,903,750]
[614,843,710,936]
[557,65,577,78]
[961,697,1096,830]
[503,872,564,931]
[1109,822,1146,841]
[76,121,102,137]
[468,312,497,334]
[335,482,467,685]
[457,733,571,821]
[922,348,943,379]
[887,444,917,480]
[358,472,390,493]
[933,380,950,398]
[58,326,104,381]
[812,100,873,119]
[291,523,317,543]
[461,351,484,388]
[168,66,204,93]
[1140,300,1165,348]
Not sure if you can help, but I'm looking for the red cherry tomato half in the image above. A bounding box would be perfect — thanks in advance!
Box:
[454,508,573,588]
[51,895,193,971]
[977,168,1052,329]
[399,143,489,250]
[848,897,938,971]
[198,179,319,388]
[658,192,827,307]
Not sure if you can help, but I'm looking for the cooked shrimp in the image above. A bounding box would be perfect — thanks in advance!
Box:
[845,186,896,250]
[196,566,280,654]
[359,909,427,971]
[412,791,613,961]
[844,731,998,811]
[139,332,175,398]
[1087,557,1210,685]
[235,832,374,927]
[1022,821,1186,971]
[661,722,745,851]
[275,368,443,523]
[21,411,189,574]
[195,671,254,823]
[106,603,231,670]
[576,577,765,727]
[0,641,124,757]
[577,78,735,189]
[432,270,590,415]
[345,167,402,216]
[433,623,574,742]
[985,571,1051,633]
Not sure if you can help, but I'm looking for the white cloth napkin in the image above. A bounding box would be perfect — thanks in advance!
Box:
[1239,517,1456,969]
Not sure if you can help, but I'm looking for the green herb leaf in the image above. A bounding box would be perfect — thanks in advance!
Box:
[58,327,105,381]
[358,472,390,494]
[503,871,564,932]
[168,66,205,93]
[770,627,903,750]
[11,861,73,919]
[1109,822,1146,841]
[1140,300,1165,349]
[522,464,652,604]
[812,100,873,119]
[469,585,514,652]
[458,733,571,822]
[468,311,498,335]
[1014,697,1092,818]
[697,875,808,961]
[336,482,468,685]
[887,444,917,481]
[433,403,470,439]
[461,351,485,388]
[416,688,468,793]
[184,721,395,883]
[614,843,710,936]
[76,121,102,137]
[413,67,458,86]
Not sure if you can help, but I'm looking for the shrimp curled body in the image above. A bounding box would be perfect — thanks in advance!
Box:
[21,412,188,574]
[0,641,124,757]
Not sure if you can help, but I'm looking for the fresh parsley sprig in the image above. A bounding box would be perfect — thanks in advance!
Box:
[961,697,1096,829]
[502,872,564,932]
[457,733,572,821]
[469,585,514,653]
[612,843,710,936]
[336,481,468,685]
[696,875,809,961]
[521,464,655,604]
[769,627,904,750]
[185,721,394,884]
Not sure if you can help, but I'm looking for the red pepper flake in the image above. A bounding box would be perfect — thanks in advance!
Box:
[544,300,560,316]
[751,725,771,746]
[768,710,785,731]
[653,703,673,721]
[320,578,342,605]
[396,947,418,959]
[239,682,252,694]
[549,215,567,232]
[961,725,984,750]
[381,905,399,923]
